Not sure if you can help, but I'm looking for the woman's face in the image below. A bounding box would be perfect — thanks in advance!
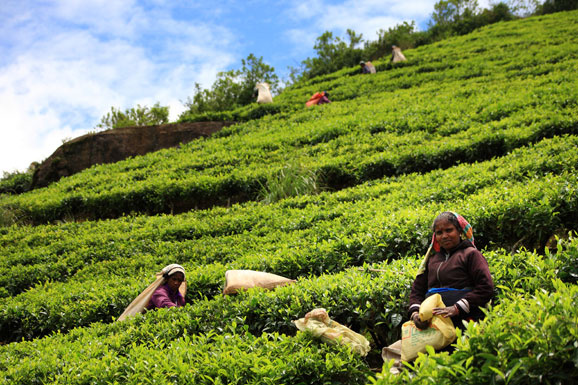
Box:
[434,219,461,251]
[167,272,184,292]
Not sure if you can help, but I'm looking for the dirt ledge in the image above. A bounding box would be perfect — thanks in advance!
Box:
[32,121,236,188]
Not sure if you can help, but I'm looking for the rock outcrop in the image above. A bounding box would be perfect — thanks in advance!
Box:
[32,121,236,188]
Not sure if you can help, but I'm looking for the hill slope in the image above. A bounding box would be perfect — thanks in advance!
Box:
[1,11,578,384]
[1,11,577,224]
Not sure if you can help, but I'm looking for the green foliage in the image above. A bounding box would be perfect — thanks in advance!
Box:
[0,206,17,227]
[0,327,370,384]
[1,135,577,340]
[431,0,481,27]
[1,237,577,383]
[429,0,516,38]
[507,0,540,16]
[0,170,33,195]
[95,102,169,131]
[536,0,578,14]
[292,0,519,80]
[180,54,279,116]
[0,170,33,226]
[363,21,430,61]
[3,10,578,224]
[292,30,365,82]
[371,280,578,384]
[179,100,287,123]
[0,12,578,383]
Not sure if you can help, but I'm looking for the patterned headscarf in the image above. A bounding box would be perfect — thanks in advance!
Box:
[417,212,474,276]
[431,212,474,252]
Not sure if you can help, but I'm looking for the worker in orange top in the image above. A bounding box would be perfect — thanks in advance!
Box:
[305,91,331,107]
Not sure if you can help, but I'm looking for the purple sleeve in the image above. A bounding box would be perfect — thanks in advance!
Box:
[148,285,179,309]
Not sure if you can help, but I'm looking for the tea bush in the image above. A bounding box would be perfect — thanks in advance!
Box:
[1,135,577,341]
[2,135,576,296]
[1,237,577,384]
[1,328,371,384]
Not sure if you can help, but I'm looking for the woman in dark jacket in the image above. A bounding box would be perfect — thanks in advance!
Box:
[409,212,494,330]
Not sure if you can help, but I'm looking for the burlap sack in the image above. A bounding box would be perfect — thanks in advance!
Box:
[256,83,273,104]
[222,269,296,295]
[382,339,402,362]
[391,46,407,63]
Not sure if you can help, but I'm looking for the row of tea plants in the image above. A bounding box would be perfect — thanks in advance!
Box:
[1,135,577,341]
[1,237,577,383]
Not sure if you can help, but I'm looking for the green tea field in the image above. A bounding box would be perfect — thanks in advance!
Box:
[1,10,577,384]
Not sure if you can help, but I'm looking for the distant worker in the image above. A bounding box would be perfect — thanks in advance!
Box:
[391,45,407,63]
[147,264,186,310]
[117,263,187,321]
[306,91,331,107]
[253,82,273,104]
[360,61,376,74]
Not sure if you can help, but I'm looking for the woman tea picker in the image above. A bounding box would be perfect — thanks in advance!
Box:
[117,263,186,321]
[384,212,494,371]
[147,264,186,309]
[409,212,494,330]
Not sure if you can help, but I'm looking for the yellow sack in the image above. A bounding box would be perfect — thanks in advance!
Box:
[419,292,443,321]
[401,294,456,361]
[293,308,371,356]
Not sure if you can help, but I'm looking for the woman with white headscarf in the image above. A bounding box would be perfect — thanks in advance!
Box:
[147,264,186,310]
[117,263,186,321]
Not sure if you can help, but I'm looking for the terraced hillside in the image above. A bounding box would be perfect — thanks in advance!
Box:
[1,11,578,384]
[2,11,577,224]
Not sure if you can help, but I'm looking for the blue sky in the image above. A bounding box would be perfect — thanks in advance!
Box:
[0,0,490,174]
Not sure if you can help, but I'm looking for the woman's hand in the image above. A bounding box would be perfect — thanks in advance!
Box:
[433,305,459,318]
[411,312,430,329]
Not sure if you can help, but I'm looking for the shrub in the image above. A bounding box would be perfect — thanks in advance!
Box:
[95,102,169,131]
[0,170,33,195]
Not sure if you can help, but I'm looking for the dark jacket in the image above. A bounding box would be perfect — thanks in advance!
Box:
[408,240,494,324]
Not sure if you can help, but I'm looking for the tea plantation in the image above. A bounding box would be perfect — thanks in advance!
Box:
[1,10,577,384]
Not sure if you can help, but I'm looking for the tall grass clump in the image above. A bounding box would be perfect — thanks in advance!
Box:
[259,162,324,203]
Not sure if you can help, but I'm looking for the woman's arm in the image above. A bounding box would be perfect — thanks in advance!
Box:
[149,286,180,309]
[458,249,494,313]
[408,271,429,316]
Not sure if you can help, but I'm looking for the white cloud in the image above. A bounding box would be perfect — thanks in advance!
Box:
[0,1,238,173]
[284,0,438,55]
[290,0,326,19]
